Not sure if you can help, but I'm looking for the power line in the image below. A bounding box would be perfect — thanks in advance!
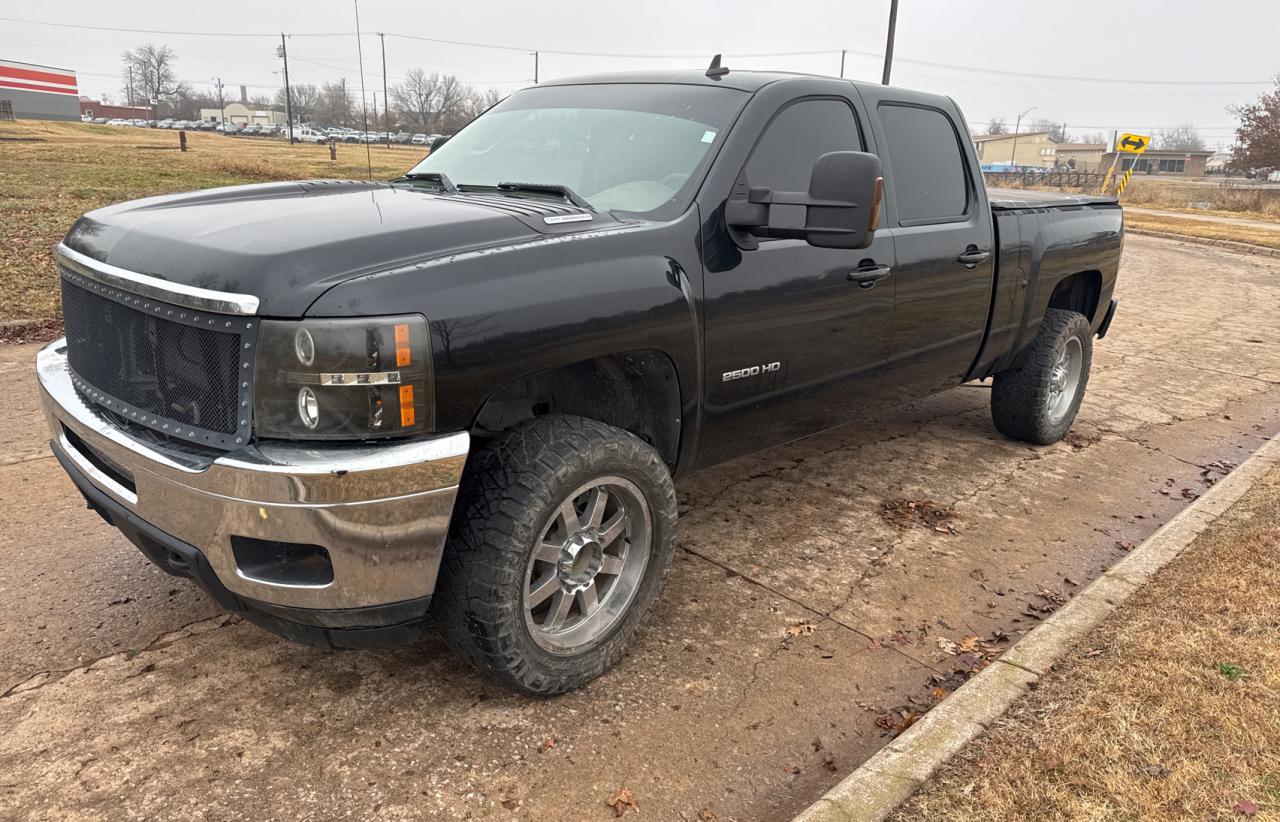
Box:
[5,15,1272,88]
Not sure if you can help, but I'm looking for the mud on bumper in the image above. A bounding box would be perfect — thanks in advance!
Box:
[38,339,469,649]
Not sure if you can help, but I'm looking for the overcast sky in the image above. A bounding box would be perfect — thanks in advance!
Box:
[5,0,1276,147]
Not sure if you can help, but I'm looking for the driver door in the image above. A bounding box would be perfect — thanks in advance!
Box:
[696,95,897,468]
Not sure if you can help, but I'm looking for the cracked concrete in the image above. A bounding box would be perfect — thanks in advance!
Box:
[2,235,1280,821]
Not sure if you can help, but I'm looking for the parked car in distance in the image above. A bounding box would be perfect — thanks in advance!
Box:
[106,118,126,126]
[91,117,108,124]
[282,126,329,144]
[411,133,428,145]
[38,68,1122,697]
[242,124,262,136]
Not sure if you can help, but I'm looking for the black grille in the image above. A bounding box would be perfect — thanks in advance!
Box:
[60,271,257,449]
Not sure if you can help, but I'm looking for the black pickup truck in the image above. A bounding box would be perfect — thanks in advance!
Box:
[39,68,1121,695]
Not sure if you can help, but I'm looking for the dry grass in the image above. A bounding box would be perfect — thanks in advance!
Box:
[890,464,1280,822]
[1120,179,1280,220]
[0,120,424,322]
[1126,213,1280,251]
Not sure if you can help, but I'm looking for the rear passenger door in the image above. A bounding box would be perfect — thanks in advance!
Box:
[857,91,996,404]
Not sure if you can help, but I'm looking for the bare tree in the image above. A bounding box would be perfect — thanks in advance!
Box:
[434,74,469,132]
[1029,118,1066,141]
[318,81,354,127]
[276,83,321,124]
[1155,123,1205,151]
[1075,131,1106,145]
[391,68,439,127]
[121,44,180,110]
[249,94,276,110]
[984,117,1007,135]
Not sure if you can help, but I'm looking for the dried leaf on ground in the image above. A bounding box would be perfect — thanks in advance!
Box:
[786,622,816,638]
[606,788,636,817]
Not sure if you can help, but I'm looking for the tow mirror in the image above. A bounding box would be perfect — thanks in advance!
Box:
[725,151,883,250]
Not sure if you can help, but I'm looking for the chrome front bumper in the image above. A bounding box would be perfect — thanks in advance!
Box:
[38,339,469,612]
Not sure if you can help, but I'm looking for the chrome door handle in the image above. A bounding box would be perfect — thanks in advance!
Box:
[957,247,991,268]
[849,264,892,288]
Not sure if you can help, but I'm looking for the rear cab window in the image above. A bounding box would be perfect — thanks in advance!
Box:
[878,104,971,225]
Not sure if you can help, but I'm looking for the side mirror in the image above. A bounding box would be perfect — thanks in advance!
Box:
[725,151,884,250]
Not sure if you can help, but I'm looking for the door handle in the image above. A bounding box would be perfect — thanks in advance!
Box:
[849,263,892,288]
[957,247,991,268]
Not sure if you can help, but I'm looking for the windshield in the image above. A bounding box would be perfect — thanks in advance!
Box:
[406,83,745,218]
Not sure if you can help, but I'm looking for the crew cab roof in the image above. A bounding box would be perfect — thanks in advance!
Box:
[535,69,955,108]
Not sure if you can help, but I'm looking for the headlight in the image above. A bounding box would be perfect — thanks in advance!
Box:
[253,315,432,440]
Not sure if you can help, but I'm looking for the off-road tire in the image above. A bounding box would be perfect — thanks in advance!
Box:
[991,308,1092,444]
[431,415,678,696]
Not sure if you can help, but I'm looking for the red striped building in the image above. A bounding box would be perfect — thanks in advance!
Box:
[0,58,80,121]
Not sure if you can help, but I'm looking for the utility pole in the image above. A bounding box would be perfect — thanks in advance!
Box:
[379,32,390,147]
[881,0,899,85]
[127,66,134,107]
[534,50,539,84]
[278,34,294,143]
[839,49,846,79]
[213,77,225,124]
[1010,105,1035,169]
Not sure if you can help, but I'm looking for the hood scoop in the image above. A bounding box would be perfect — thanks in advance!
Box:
[447,193,611,234]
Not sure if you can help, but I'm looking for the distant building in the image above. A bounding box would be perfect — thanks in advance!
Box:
[0,58,79,121]
[1098,148,1213,177]
[1054,143,1106,172]
[79,98,154,121]
[198,102,286,126]
[972,131,1058,168]
[1205,152,1232,174]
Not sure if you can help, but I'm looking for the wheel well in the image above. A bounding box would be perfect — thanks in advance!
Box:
[1047,270,1102,322]
[473,351,683,470]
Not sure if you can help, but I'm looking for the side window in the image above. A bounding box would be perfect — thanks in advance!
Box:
[745,99,862,192]
[879,105,970,223]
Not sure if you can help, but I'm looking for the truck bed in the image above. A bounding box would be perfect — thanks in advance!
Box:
[987,188,1119,211]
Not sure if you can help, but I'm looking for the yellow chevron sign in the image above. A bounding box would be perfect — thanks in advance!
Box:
[1116,132,1151,153]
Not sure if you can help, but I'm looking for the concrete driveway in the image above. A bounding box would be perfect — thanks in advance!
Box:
[3,235,1279,821]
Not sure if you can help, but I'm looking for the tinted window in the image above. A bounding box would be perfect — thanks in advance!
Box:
[745,99,862,193]
[879,105,969,222]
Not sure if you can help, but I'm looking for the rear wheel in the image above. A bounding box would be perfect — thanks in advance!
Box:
[991,308,1092,444]
[432,415,677,696]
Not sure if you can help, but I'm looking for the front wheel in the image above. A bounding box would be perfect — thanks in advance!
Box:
[991,308,1093,444]
[431,415,678,696]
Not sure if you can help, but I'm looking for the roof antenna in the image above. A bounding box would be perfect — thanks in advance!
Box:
[705,53,729,79]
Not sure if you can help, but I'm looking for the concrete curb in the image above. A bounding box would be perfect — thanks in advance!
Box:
[792,432,1280,822]
[1126,227,1280,258]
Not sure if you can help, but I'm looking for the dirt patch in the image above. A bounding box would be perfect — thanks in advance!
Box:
[890,462,1280,822]
[879,498,960,534]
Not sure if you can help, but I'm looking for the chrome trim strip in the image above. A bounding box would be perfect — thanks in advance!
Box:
[55,242,260,316]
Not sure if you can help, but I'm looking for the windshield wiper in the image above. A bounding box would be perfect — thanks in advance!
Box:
[392,171,459,194]
[496,181,592,210]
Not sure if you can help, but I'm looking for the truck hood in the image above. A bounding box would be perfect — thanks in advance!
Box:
[62,180,603,316]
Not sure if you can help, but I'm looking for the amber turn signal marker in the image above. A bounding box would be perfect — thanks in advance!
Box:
[394,323,411,367]
[399,385,415,427]
[867,177,884,233]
